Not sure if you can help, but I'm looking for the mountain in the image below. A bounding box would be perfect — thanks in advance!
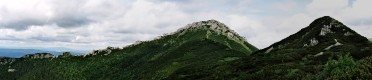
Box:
[258,16,370,58]
[172,20,258,54]
[21,53,54,59]
[369,38,372,42]
[243,16,372,79]
[0,20,258,79]
[0,48,60,58]
[0,47,88,58]
[36,47,90,54]
[0,16,371,80]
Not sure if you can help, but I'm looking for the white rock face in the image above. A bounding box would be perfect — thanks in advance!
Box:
[0,58,15,65]
[8,69,16,72]
[334,39,342,46]
[309,38,319,46]
[227,32,234,38]
[123,41,145,48]
[170,20,243,40]
[344,31,354,36]
[304,38,318,47]
[320,25,334,36]
[87,47,120,56]
[325,39,343,50]
[315,52,324,57]
[304,44,309,47]
[22,53,54,59]
[324,46,333,50]
[76,54,87,57]
[208,21,219,30]
[265,47,274,54]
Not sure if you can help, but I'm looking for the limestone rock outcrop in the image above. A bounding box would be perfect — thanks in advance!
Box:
[22,53,54,59]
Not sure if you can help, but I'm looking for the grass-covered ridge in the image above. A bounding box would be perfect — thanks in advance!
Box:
[0,20,258,80]
[0,17,371,79]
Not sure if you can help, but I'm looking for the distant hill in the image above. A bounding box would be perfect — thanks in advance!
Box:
[0,47,89,58]
[369,38,372,42]
[36,47,90,54]
[0,48,60,58]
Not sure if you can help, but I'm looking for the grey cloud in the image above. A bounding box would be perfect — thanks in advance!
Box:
[29,36,71,42]
[0,36,23,41]
[0,19,45,30]
[53,16,92,28]
[112,28,162,34]
[0,0,102,30]
[113,29,136,34]
[0,16,93,30]
[346,18,372,26]
[154,22,172,28]
[156,0,253,13]
[0,35,72,43]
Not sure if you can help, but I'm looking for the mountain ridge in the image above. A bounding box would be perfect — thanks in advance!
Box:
[0,16,371,80]
[257,16,369,56]
[78,19,258,79]
[0,47,89,58]
[0,19,259,79]
[154,19,258,54]
[238,16,372,79]
[0,48,60,58]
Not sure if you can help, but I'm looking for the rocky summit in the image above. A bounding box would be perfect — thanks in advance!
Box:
[258,16,370,58]
[247,16,372,79]
[174,20,244,41]
[167,19,258,54]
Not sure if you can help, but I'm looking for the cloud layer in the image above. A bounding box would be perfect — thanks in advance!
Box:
[0,0,371,50]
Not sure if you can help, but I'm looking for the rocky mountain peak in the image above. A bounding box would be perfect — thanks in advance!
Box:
[170,19,245,41]
[308,16,357,36]
[299,16,367,42]
[177,19,231,33]
[259,16,369,54]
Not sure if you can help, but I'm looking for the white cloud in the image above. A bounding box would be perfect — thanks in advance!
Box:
[0,0,371,51]
[303,0,372,38]
[306,0,349,17]
[0,0,193,50]
[274,0,298,12]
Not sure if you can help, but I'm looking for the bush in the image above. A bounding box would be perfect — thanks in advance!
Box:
[317,54,372,79]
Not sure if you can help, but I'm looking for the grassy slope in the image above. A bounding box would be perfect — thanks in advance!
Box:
[0,29,257,80]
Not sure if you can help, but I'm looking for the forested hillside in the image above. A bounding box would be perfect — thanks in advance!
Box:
[0,16,371,80]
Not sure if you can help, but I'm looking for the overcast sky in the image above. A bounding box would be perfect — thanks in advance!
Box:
[0,0,371,50]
